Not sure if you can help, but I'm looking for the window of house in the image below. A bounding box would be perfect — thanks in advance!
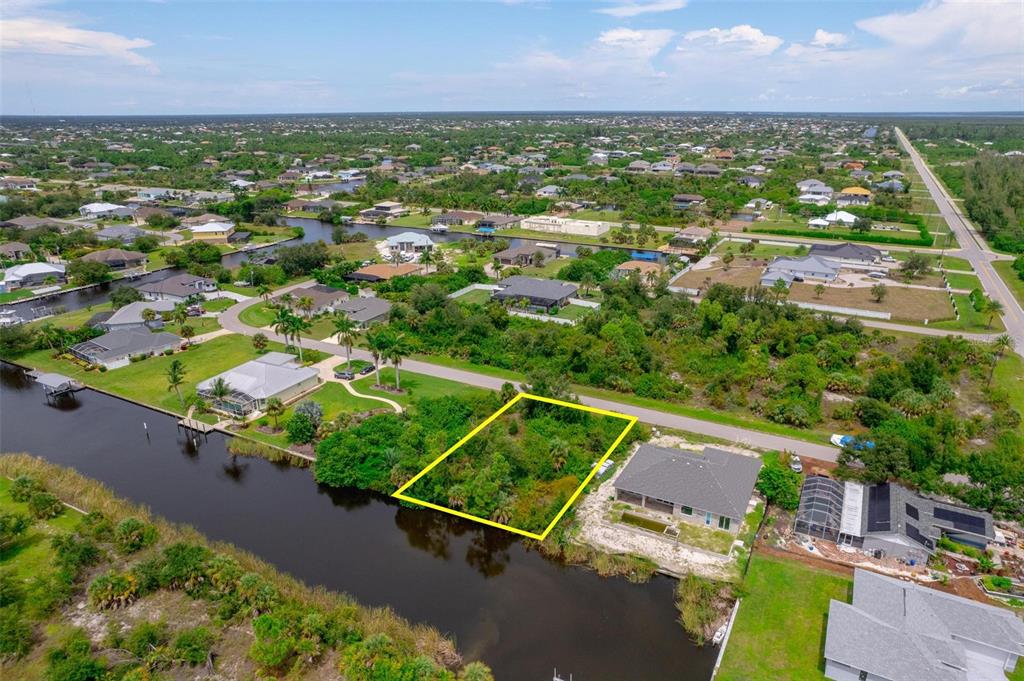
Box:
[681,506,693,515]
[718,516,731,531]
[704,511,712,526]
[858,672,868,681]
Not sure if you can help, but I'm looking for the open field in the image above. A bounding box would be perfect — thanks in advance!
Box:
[14,333,266,415]
[453,288,493,306]
[943,271,981,291]
[717,553,852,681]
[928,294,1006,333]
[27,303,112,330]
[787,282,954,323]
[993,353,1024,434]
[329,240,379,261]
[993,260,1024,309]
[351,367,491,408]
[715,241,804,258]
[0,477,83,581]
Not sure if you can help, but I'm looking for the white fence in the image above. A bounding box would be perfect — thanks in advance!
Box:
[569,298,601,309]
[509,309,577,325]
[790,300,892,319]
[447,283,500,299]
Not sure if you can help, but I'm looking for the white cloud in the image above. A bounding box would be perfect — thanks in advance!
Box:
[856,0,1021,55]
[597,27,676,58]
[596,0,686,18]
[810,29,848,48]
[0,16,155,69]
[681,24,783,56]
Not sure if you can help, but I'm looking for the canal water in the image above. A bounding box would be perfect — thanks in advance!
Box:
[0,364,717,680]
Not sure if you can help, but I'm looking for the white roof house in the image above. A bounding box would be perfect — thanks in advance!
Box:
[197,352,319,415]
[1,262,66,291]
[825,210,859,225]
[191,221,235,233]
[798,194,832,206]
[385,232,435,252]
[79,202,131,218]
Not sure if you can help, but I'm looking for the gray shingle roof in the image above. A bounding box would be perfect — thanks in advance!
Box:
[613,445,761,520]
[335,297,392,324]
[71,328,180,363]
[807,242,882,262]
[494,276,578,304]
[197,352,317,400]
[825,569,1024,681]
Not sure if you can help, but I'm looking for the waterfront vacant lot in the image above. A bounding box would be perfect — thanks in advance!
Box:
[717,553,852,681]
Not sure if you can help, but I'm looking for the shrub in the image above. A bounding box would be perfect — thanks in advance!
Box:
[76,512,114,541]
[249,613,295,671]
[113,518,158,554]
[9,475,42,502]
[28,491,64,519]
[88,570,139,609]
[0,511,30,551]
[44,629,107,681]
[158,543,211,594]
[674,574,733,645]
[238,572,279,615]
[123,620,169,658]
[293,400,324,427]
[0,570,24,608]
[286,412,317,444]
[755,453,802,510]
[0,605,33,660]
[173,626,215,665]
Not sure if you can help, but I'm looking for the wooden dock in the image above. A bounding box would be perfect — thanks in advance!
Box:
[177,417,215,433]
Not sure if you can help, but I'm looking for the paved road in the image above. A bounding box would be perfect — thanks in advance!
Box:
[221,291,841,461]
[895,127,1024,355]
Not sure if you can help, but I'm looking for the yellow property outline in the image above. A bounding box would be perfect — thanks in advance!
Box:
[392,392,638,540]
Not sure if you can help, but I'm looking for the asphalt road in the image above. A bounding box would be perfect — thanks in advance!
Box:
[895,127,1024,355]
[221,293,841,461]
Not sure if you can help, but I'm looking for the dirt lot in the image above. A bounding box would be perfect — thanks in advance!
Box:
[674,262,765,290]
[787,282,954,322]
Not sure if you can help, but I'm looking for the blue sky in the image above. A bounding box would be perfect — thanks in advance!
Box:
[2,0,1021,114]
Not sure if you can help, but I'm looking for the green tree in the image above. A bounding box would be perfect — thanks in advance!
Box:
[179,324,196,347]
[252,332,268,353]
[265,397,285,429]
[985,298,1004,329]
[814,283,826,299]
[165,359,187,407]
[365,325,393,386]
[386,332,412,391]
[332,314,358,370]
[870,283,888,303]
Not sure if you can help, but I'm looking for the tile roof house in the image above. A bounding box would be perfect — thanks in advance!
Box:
[824,569,1023,681]
[492,276,578,311]
[197,352,319,416]
[346,263,422,282]
[761,255,840,287]
[70,328,180,370]
[614,445,761,533]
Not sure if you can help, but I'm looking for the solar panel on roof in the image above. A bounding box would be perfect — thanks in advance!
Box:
[866,484,891,532]
[905,523,934,550]
[933,506,986,534]
[905,503,919,521]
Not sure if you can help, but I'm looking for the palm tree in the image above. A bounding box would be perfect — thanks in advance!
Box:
[37,322,61,352]
[386,332,412,391]
[985,298,1004,329]
[172,303,188,327]
[257,284,272,303]
[580,272,597,298]
[141,307,157,323]
[278,292,295,310]
[332,314,358,370]
[550,437,569,472]
[265,397,285,429]
[447,485,467,510]
[252,332,268,353]
[491,259,504,280]
[209,377,231,409]
[297,295,315,318]
[490,496,514,526]
[365,325,393,387]
[179,324,196,347]
[988,334,1013,385]
[273,308,294,347]
[165,359,186,408]
[420,249,435,274]
[287,315,311,362]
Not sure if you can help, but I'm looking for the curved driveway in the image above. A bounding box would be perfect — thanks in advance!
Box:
[221,290,841,461]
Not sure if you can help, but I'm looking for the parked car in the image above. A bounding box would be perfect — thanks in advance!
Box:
[358,364,374,375]
[830,434,876,450]
[789,454,803,473]
[334,369,355,380]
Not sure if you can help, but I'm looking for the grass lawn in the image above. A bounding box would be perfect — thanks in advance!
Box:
[0,477,82,582]
[162,315,221,337]
[673,519,734,554]
[28,303,112,330]
[202,298,235,312]
[389,214,434,228]
[717,554,852,681]
[303,316,338,340]
[453,288,494,306]
[943,271,981,291]
[555,304,592,321]
[573,209,624,222]
[329,240,379,262]
[992,353,1024,433]
[716,242,803,258]
[238,301,277,328]
[993,260,1024,309]
[928,294,1006,333]
[0,288,37,304]
[351,367,490,408]
[14,333,265,415]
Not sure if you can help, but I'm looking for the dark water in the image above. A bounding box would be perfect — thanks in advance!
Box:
[0,365,716,680]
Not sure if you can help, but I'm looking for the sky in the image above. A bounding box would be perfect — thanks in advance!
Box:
[1,0,1022,115]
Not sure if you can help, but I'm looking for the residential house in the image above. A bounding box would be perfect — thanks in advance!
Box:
[823,569,1022,681]
[493,244,559,267]
[492,276,578,311]
[476,214,523,231]
[0,176,38,190]
[674,162,697,175]
[346,263,422,283]
[70,328,180,370]
[359,201,409,220]
[587,152,609,166]
[334,296,392,329]
[798,194,832,206]
[761,255,840,287]
[0,241,32,261]
[136,187,174,201]
[694,163,722,177]
[197,352,320,416]
[181,213,227,228]
[519,215,611,237]
[385,232,434,256]
[190,221,236,243]
[825,210,859,226]
[0,262,66,292]
[882,170,905,179]
[95,225,148,244]
[795,477,994,563]
[650,161,675,173]
[431,210,483,227]
[672,194,705,210]
[626,160,651,173]
[535,185,563,198]
[138,273,217,302]
[280,284,349,315]
[670,226,713,247]
[737,175,764,188]
[875,180,905,192]
[80,248,147,270]
[96,300,177,331]
[611,260,663,283]
[808,243,882,267]
[79,202,133,219]
[796,179,834,197]
[836,186,872,207]
[613,445,761,534]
